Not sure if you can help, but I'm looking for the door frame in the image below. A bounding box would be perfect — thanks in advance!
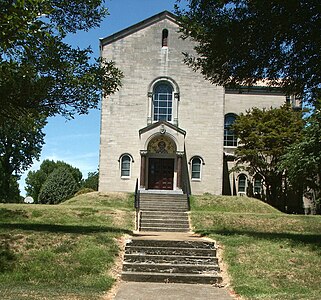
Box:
[148,157,175,190]
[145,153,177,190]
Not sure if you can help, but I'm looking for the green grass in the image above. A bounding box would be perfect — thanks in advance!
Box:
[191,195,321,300]
[0,192,134,300]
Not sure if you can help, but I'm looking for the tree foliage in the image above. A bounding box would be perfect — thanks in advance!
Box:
[280,105,321,213]
[38,167,78,204]
[0,0,123,120]
[175,0,321,102]
[81,171,99,191]
[25,159,82,202]
[0,114,46,202]
[232,105,303,209]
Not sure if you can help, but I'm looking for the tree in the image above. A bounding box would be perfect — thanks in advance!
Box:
[38,167,78,204]
[280,105,321,213]
[0,0,123,120]
[82,171,99,191]
[175,0,321,103]
[0,114,46,202]
[232,105,303,210]
[25,159,82,202]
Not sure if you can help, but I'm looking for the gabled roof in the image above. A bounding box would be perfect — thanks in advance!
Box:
[139,121,186,137]
[100,11,178,46]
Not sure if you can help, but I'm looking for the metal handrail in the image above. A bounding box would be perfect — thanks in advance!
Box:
[187,191,191,211]
[134,179,140,230]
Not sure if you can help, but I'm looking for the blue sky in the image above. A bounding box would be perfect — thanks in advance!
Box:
[19,0,187,196]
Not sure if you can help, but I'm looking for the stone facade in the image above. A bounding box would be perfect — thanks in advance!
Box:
[99,11,287,195]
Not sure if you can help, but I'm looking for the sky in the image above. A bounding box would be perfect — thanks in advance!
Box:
[19,0,187,196]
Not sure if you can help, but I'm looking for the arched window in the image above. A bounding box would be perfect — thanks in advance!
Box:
[119,154,133,178]
[253,175,263,195]
[153,82,173,122]
[162,29,168,47]
[224,113,237,147]
[238,174,247,194]
[190,156,204,180]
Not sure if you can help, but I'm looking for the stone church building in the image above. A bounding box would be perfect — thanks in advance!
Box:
[98,11,291,196]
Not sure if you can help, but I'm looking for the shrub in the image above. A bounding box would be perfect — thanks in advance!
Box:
[38,167,78,204]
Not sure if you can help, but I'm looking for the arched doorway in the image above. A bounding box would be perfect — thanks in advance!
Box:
[147,135,176,190]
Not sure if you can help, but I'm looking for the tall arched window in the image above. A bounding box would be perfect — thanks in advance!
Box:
[190,156,204,180]
[162,29,168,47]
[224,113,237,147]
[238,174,247,194]
[119,154,133,178]
[254,175,263,195]
[153,82,173,122]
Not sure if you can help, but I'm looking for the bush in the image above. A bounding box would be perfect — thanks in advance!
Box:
[38,167,78,204]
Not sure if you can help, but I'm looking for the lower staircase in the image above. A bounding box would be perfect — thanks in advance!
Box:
[121,192,222,284]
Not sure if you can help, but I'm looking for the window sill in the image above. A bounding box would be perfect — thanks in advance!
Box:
[121,176,131,180]
[191,178,201,182]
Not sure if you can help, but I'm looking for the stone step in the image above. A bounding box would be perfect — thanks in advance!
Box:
[140,207,188,212]
[121,271,222,284]
[140,194,187,198]
[127,240,215,249]
[124,254,218,265]
[125,246,216,256]
[140,227,189,232]
[140,204,188,208]
[140,218,189,224]
[140,222,190,229]
[122,262,220,274]
[141,213,188,219]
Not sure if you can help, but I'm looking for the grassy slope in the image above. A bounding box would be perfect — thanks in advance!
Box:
[191,195,321,300]
[0,192,134,300]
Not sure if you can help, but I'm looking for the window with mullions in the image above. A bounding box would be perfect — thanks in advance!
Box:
[153,83,173,122]
[238,174,247,193]
[121,155,131,177]
[191,157,202,180]
[254,175,263,194]
[224,114,237,147]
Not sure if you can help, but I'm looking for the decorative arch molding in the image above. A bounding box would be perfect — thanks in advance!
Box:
[188,155,205,165]
[139,121,185,153]
[147,77,180,125]
[118,153,134,162]
[147,76,180,94]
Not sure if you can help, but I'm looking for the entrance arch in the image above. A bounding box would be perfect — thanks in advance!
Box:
[147,136,176,190]
[139,121,186,191]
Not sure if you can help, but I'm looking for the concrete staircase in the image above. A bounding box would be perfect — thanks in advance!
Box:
[139,193,189,232]
[120,192,223,284]
[122,239,222,284]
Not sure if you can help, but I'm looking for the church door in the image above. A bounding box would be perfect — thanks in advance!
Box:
[148,158,174,190]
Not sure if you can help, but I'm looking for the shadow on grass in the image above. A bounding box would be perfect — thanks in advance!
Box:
[196,229,321,250]
[0,223,132,235]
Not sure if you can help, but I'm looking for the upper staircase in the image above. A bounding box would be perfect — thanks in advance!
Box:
[138,193,190,232]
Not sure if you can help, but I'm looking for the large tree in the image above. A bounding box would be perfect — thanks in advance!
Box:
[0,0,123,120]
[175,0,321,102]
[232,105,303,210]
[0,114,46,202]
[280,104,321,213]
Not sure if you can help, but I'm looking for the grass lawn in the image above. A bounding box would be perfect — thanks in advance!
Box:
[191,194,321,300]
[0,192,134,300]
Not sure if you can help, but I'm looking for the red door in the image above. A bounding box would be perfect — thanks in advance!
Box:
[148,158,174,190]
